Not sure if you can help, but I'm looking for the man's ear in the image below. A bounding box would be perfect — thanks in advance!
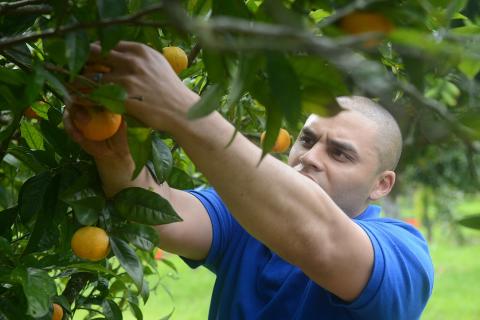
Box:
[369,171,396,201]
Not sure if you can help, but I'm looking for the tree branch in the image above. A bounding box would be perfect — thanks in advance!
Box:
[0,0,44,14]
[2,4,51,15]
[0,2,167,50]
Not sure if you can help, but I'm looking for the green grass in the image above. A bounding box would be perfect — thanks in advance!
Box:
[422,241,480,320]
[123,254,215,320]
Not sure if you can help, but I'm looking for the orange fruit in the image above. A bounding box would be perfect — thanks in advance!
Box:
[83,63,112,74]
[260,128,291,153]
[162,46,188,74]
[72,104,122,141]
[340,12,394,34]
[71,226,110,261]
[52,303,63,320]
[154,248,163,260]
[24,106,40,119]
[339,12,393,47]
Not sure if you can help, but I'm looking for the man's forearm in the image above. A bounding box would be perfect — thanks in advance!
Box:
[94,157,157,198]
[166,110,340,266]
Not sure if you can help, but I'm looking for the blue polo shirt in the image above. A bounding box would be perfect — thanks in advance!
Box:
[183,188,434,320]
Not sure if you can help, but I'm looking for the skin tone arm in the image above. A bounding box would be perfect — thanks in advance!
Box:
[66,41,377,301]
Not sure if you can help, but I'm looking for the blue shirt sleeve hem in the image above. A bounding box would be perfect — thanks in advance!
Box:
[329,220,385,310]
[179,188,220,271]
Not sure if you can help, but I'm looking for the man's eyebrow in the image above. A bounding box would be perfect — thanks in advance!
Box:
[327,138,359,158]
[301,127,317,137]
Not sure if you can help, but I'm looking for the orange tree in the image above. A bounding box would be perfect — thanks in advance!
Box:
[0,0,480,319]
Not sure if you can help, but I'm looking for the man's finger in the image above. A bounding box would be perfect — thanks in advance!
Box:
[63,106,86,143]
[88,43,133,70]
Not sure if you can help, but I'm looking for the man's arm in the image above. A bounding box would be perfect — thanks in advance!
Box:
[165,109,374,302]
[63,107,213,261]
[94,156,212,261]
[82,41,374,301]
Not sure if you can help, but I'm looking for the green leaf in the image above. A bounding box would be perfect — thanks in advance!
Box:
[67,263,117,276]
[167,167,195,190]
[0,206,17,237]
[457,214,480,230]
[102,299,123,320]
[7,146,47,174]
[60,173,105,225]
[225,55,262,111]
[202,50,228,83]
[10,267,56,318]
[289,56,347,116]
[127,125,152,179]
[66,29,90,75]
[115,223,159,251]
[44,38,68,67]
[151,133,173,184]
[129,302,143,320]
[114,187,182,225]
[0,237,14,261]
[458,58,480,79]
[40,120,78,158]
[20,120,44,150]
[23,176,59,254]
[0,67,26,86]
[40,68,70,98]
[266,53,301,128]
[18,171,52,223]
[62,190,104,226]
[262,102,283,157]
[24,64,45,105]
[109,236,144,295]
[187,84,226,119]
[89,84,127,113]
[98,0,128,52]
[212,0,252,18]
[0,85,20,111]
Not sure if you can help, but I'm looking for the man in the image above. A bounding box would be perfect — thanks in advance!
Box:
[64,42,434,319]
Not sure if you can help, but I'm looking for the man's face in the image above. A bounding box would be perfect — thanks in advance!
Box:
[288,111,382,216]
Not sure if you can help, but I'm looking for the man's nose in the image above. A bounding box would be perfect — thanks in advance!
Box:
[299,143,325,171]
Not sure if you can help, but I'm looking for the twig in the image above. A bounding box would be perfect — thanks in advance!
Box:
[0,2,167,50]
[62,272,94,305]
[1,4,51,15]
[188,43,201,67]
[0,0,44,14]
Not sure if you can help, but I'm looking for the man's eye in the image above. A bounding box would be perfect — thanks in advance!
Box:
[330,148,351,161]
[299,135,314,146]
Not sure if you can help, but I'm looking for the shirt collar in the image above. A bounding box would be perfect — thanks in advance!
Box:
[354,204,382,220]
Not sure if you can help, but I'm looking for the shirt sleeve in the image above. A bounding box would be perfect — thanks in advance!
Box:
[329,219,434,320]
[180,188,236,273]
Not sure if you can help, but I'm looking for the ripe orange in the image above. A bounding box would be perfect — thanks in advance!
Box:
[154,248,163,260]
[340,12,393,35]
[83,63,112,74]
[72,104,122,141]
[71,226,110,261]
[339,12,393,47]
[260,128,291,153]
[52,303,63,320]
[162,46,188,74]
[24,106,40,119]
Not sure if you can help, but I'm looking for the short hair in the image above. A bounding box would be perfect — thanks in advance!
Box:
[336,96,403,171]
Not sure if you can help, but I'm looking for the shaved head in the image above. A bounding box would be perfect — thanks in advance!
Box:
[336,96,402,171]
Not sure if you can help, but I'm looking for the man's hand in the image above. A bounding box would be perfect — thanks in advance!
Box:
[86,42,199,133]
